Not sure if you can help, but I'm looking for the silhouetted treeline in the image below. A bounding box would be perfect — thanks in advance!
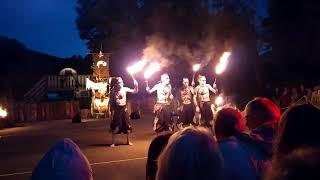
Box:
[0,36,91,99]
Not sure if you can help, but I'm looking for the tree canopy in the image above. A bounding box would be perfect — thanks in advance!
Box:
[76,0,270,100]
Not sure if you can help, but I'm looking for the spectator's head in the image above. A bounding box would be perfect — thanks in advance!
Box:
[300,84,304,91]
[32,138,92,180]
[274,104,320,158]
[283,88,288,94]
[146,132,173,180]
[292,87,297,94]
[265,147,320,180]
[156,126,223,180]
[244,97,281,130]
[214,107,245,139]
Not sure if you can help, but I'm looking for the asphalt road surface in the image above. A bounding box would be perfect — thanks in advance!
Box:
[0,112,157,180]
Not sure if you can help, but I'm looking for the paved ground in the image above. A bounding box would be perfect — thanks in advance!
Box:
[0,112,157,180]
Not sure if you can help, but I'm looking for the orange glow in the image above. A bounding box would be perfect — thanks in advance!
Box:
[215,96,224,106]
[0,106,7,118]
[144,62,161,79]
[127,59,147,75]
[192,64,201,72]
[215,52,231,74]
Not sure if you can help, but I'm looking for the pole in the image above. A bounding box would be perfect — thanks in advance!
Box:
[192,73,196,87]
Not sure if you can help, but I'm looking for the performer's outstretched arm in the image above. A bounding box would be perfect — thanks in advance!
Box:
[125,79,139,94]
[169,85,173,100]
[146,84,158,94]
[207,84,217,94]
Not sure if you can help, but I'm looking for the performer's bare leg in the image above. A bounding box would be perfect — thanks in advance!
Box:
[126,133,133,146]
[110,133,115,147]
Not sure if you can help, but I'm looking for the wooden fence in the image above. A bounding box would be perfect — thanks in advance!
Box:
[0,96,161,128]
[0,100,80,128]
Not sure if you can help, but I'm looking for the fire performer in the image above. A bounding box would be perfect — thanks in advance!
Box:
[177,78,196,128]
[109,77,138,147]
[146,73,174,133]
[194,75,217,127]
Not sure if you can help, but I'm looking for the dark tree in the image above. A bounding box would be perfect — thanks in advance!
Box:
[76,0,270,101]
[272,0,320,83]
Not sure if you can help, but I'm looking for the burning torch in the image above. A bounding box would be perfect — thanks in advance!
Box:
[215,95,224,106]
[214,52,231,88]
[144,62,161,89]
[0,106,7,118]
[215,52,231,75]
[192,64,201,87]
[127,59,147,81]
[213,95,224,112]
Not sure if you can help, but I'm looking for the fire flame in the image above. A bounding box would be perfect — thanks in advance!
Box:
[215,63,227,74]
[144,62,161,79]
[192,64,201,72]
[215,96,224,106]
[215,52,231,74]
[220,52,231,64]
[127,59,147,75]
[0,106,7,118]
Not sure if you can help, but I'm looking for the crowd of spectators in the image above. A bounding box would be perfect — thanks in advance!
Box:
[269,84,320,110]
[147,97,320,180]
[29,95,320,180]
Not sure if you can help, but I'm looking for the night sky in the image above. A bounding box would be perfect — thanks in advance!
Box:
[0,0,267,58]
[0,0,88,58]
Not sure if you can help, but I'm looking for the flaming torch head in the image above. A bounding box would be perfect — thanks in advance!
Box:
[0,106,7,118]
[215,52,231,75]
[215,96,224,107]
[215,63,227,74]
[220,52,231,64]
[192,64,201,72]
[127,59,147,75]
[144,62,161,79]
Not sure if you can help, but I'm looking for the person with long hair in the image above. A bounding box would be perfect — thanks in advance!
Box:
[243,97,281,142]
[156,126,223,180]
[265,147,320,180]
[215,107,269,180]
[272,104,320,159]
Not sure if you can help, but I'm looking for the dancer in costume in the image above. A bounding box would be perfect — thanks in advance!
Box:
[109,77,138,147]
[177,78,197,128]
[146,73,174,133]
[194,75,217,127]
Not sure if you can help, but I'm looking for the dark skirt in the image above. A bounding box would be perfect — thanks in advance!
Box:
[110,105,132,134]
[178,103,195,126]
[200,101,213,127]
[153,103,173,133]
